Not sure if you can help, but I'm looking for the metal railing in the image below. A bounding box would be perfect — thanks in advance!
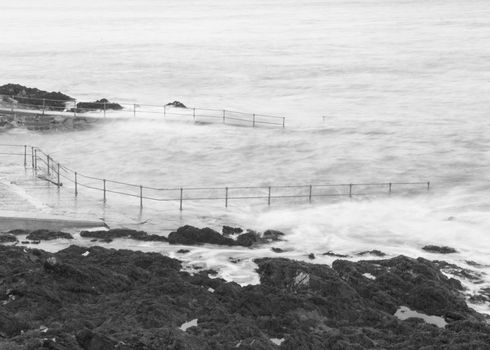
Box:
[0,94,286,128]
[0,144,431,211]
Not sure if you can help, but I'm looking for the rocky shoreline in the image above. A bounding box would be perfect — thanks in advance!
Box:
[1,226,489,349]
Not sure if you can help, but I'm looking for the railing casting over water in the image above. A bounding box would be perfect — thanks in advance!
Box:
[0,94,286,128]
[0,145,431,211]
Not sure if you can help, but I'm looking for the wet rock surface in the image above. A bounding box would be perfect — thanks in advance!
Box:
[80,229,168,243]
[0,245,489,349]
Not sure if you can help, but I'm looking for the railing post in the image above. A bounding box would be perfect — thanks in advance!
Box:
[282,117,285,128]
[252,114,256,127]
[140,185,143,209]
[193,108,196,121]
[225,187,228,207]
[223,110,226,124]
[388,182,392,195]
[349,184,353,198]
[179,188,183,211]
[427,181,430,191]
[268,186,271,206]
[47,155,50,176]
[103,179,106,202]
[31,146,34,169]
[57,163,60,187]
[34,149,37,173]
[23,145,27,168]
[309,185,312,203]
[103,102,106,118]
[75,172,78,196]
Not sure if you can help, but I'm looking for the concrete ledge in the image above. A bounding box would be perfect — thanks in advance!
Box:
[0,212,107,231]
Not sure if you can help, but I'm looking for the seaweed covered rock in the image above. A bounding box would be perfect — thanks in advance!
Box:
[0,245,489,349]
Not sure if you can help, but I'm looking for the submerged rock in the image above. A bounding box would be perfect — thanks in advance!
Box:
[357,249,386,257]
[422,245,458,254]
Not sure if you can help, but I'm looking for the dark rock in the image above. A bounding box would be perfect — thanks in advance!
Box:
[422,245,458,254]
[0,234,18,243]
[357,250,386,257]
[26,229,73,241]
[222,225,243,235]
[80,229,167,242]
[167,225,236,246]
[308,253,315,260]
[76,328,117,350]
[6,229,29,235]
[75,99,123,112]
[262,230,285,242]
[271,247,284,253]
[177,249,190,254]
[0,83,74,109]
[236,231,259,247]
[322,251,349,258]
[165,100,186,108]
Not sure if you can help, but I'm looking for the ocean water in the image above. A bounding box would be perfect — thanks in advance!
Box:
[1,0,490,313]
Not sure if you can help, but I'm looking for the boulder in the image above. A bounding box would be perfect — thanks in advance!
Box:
[167,225,236,246]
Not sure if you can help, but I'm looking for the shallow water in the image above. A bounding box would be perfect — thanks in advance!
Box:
[1,0,490,313]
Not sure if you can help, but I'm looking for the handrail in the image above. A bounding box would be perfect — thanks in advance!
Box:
[0,93,286,128]
[0,144,431,211]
